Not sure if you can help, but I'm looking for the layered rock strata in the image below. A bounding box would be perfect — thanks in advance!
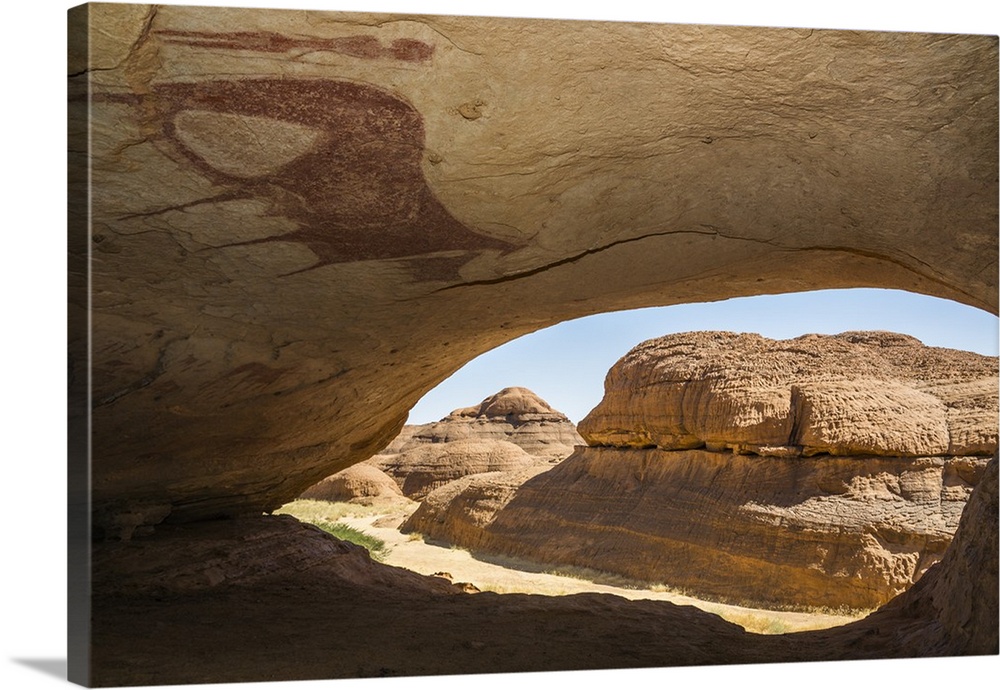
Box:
[578,331,998,457]
[404,448,989,609]
[370,438,541,500]
[397,387,585,462]
[301,387,581,501]
[403,332,998,610]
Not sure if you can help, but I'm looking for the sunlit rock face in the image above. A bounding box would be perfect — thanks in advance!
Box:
[298,463,405,504]
[370,439,541,500]
[301,387,580,500]
[73,4,997,532]
[579,331,999,457]
[389,387,585,462]
[403,332,998,610]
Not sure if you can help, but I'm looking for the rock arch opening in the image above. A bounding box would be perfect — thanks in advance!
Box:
[406,288,999,426]
[303,290,996,626]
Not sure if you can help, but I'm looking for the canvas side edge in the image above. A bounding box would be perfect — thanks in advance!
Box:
[67,3,93,687]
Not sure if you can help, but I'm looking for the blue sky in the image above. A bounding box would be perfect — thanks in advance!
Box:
[408,289,1000,424]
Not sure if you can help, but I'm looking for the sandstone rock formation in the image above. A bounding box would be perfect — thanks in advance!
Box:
[298,463,405,504]
[403,332,998,610]
[389,387,585,462]
[404,465,553,539]
[405,448,990,610]
[69,3,998,684]
[872,452,999,654]
[370,438,541,500]
[300,387,580,501]
[72,5,997,531]
[578,331,999,457]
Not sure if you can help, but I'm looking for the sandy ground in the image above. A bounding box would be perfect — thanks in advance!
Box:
[335,504,863,634]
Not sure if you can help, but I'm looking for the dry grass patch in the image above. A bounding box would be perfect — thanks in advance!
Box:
[275,499,384,523]
[703,608,791,635]
[275,499,393,562]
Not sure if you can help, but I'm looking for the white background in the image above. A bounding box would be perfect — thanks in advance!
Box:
[4,2,998,689]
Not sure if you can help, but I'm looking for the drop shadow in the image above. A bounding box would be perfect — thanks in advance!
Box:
[11,658,67,680]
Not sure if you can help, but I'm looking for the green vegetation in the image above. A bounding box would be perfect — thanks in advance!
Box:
[703,607,791,635]
[310,520,391,562]
[475,581,571,596]
[274,500,390,562]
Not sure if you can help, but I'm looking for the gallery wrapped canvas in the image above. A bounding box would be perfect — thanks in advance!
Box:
[64,2,997,688]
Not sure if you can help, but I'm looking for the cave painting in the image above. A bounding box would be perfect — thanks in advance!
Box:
[155,29,436,62]
[106,77,518,276]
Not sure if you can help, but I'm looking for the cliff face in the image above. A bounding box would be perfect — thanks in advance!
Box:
[405,448,988,609]
[578,331,998,457]
[403,332,998,610]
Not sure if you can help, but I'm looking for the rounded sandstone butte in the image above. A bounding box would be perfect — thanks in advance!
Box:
[298,463,404,503]
[370,438,540,500]
[578,331,999,457]
[456,387,573,424]
[397,387,585,462]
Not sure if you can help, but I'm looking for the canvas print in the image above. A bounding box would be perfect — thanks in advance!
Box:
[67,2,999,688]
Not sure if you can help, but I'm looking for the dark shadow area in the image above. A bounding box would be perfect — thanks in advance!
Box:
[86,456,997,685]
[12,658,67,681]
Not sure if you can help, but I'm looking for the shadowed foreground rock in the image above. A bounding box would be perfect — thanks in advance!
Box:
[90,456,998,685]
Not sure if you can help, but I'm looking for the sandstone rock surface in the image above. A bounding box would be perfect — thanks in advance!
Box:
[300,387,581,501]
[394,387,585,462]
[298,463,404,504]
[579,331,998,457]
[404,448,989,609]
[370,438,541,500]
[404,332,998,610]
[72,4,997,530]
